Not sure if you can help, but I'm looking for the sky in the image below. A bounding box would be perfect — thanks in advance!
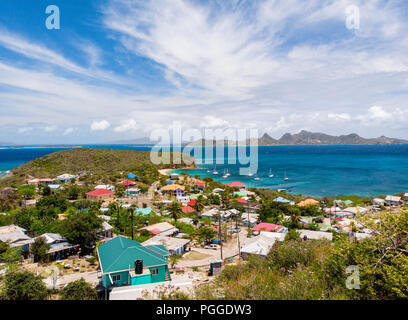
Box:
[1,0,408,144]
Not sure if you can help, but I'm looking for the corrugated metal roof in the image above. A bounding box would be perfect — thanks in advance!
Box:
[97,236,168,274]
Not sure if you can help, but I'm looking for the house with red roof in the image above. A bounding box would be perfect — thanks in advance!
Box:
[118,180,137,186]
[229,198,248,204]
[193,181,205,191]
[181,206,195,213]
[187,199,196,206]
[252,222,287,233]
[139,222,178,238]
[227,182,245,189]
[86,189,114,202]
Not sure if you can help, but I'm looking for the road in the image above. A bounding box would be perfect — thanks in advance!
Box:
[177,229,248,268]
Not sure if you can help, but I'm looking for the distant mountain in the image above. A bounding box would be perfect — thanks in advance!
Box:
[184,130,408,147]
[106,137,192,145]
[0,142,12,146]
[105,137,154,145]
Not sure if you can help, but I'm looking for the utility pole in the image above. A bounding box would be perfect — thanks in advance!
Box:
[129,208,134,240]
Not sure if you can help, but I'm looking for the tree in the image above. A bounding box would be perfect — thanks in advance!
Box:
[59,278,97,300]
[168,254,182,270]
[198,226,216,243]
[30,237,50,263]
[193,195,205,213]
[18,185,35,200]
[60,212,103,253]
[284,229,301,242]
[169,201,183,224]
[3,271,48,300]
[115,184,125,197]
[323,209,408,299]
[42,185,51,196]
[67,186,79,200]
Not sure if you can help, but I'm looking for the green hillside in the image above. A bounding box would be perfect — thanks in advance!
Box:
[1,148,194,186]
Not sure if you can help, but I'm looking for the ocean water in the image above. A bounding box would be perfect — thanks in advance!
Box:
[1,144,408,197]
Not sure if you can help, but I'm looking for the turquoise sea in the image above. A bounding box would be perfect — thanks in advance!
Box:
[1,144,408,197]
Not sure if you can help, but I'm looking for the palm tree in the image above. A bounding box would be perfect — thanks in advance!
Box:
[194,195,205,213]
[169,201,183,224]
[290,213,301,227]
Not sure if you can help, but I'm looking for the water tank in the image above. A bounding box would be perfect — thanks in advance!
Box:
[135,259,143,274]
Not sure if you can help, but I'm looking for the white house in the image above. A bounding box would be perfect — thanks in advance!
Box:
[56,174,77,184]
[95,184,115,191]
[240,232,285,259]
[298,230,333,241]
[142,235,190,255]
[176,196,190,205]
[373,198,385,206]
[385,195,401,206]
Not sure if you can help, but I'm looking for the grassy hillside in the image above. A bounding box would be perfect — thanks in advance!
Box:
[1,148,194,186]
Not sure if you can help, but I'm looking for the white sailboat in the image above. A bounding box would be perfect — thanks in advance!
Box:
[222,169,228,178]
[213,165,218,175]
[225,169,230,177]
[284,170,289,181]
[268,169,274,178]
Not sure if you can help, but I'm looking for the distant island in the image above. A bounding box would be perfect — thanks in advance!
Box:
[184,130,408,147]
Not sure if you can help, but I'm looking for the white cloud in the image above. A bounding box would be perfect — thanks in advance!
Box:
[91,120,111,131]
[328,113,351,121]
[44,125,57,132]
[114,119,138,132]
[200,116,230,128]
[366,106,393,121]
[63,128,75,135]
[18,127,34,134]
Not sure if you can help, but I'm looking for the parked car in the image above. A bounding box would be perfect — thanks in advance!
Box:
[204,244,219,250]
[228,227,241,233]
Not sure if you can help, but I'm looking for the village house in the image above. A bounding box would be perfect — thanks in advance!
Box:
[118,180,137,187]
[193,181,205,191]
[385,195,402,206]
[298,230,333,241]
[160,184,186,197]
[125,187,141,196]
[56,174,77,184]
[176,195,190,205]
[139,222,179,237]
[227,182,246,190]
[95,184,115,191]
[142,235,191,255]
[0,225,33,256]
[86,189,114,202]
[27,178,56,186]
[240,231,285,260]
[373,198,385,206]
[242,213,259,227]
[273,197,295,205]
[36,233,79,261]
[97,236,171,294]
[252,222,288,234]
[135,207,153,216]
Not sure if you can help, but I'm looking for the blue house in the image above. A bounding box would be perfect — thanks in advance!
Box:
[97,236,171,291]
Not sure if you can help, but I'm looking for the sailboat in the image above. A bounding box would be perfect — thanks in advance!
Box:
[222,169,228,178]
[268,169,274,178]
[225,169,230,177]
[213,165,219,175]
[254,175,261,180]
[284,170,289,181]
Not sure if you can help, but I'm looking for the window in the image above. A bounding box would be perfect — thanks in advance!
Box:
[151,268,158,275]
[112,274,121,282]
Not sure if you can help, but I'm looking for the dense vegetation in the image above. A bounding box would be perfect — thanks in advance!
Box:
[1,148,194,187]
[194,210,408,300]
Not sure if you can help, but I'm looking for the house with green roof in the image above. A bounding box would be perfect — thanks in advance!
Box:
[96,236,171,290]
[135,207,153,216]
